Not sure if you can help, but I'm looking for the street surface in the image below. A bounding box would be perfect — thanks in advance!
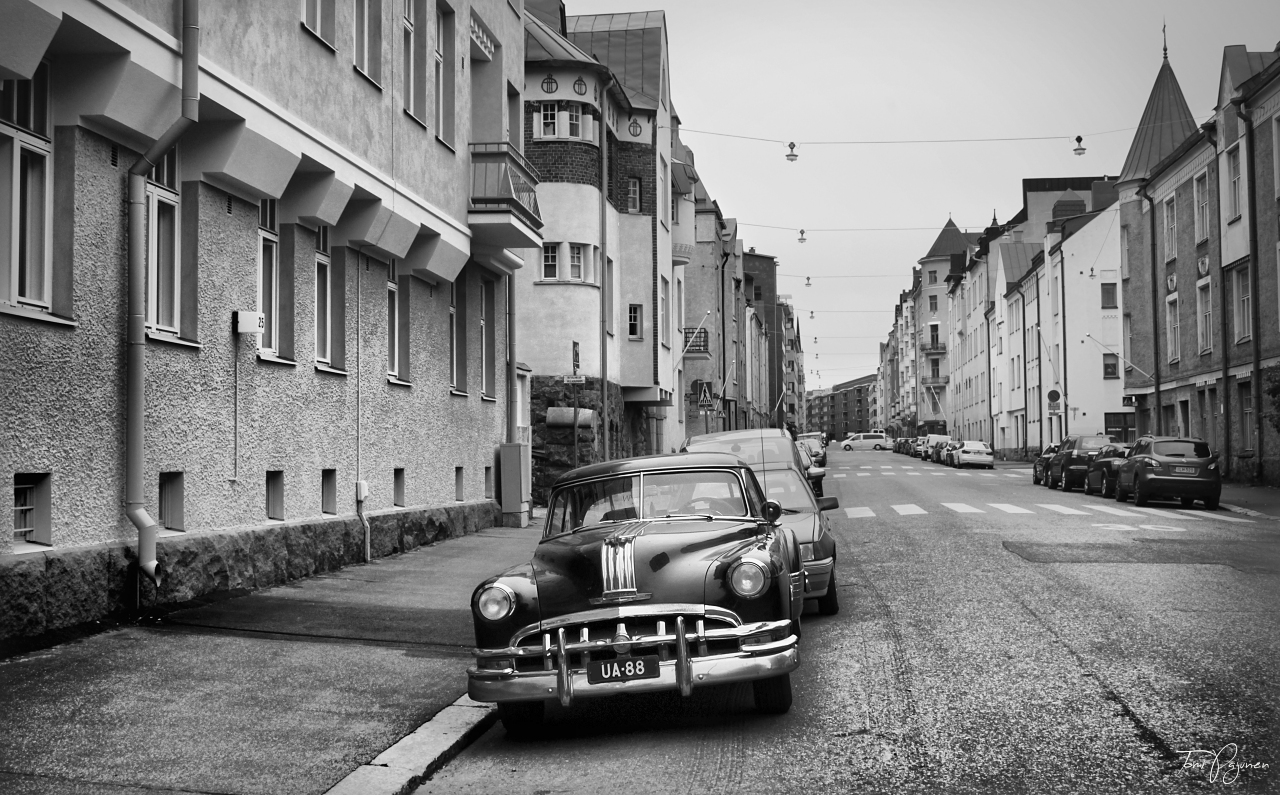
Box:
[419,448,1279,794]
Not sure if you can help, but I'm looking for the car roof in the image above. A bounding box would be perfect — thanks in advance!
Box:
[684,428,789,444]
[553,452,747,484]
[1137,435,1205,443]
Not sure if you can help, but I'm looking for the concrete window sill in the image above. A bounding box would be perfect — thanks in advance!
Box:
[148,331,203,349]
[387,376,412,387]
[257,352,297,367]
[0,302,77,327]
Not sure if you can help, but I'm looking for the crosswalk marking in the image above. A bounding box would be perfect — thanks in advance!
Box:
[1038,504,1090,515]
[902,466,914,469]
[892,504,927,515]
[906,472,921,476]
[1130,506,1199,521]
[880,466,893,469]
[942,503,983,513]
[1085,505,1145,517]
[957,473,972,477]
[882,471,898,476]
[1186,510,1252,523]
[857,472,871,477]
[989,503,1033,514]
[845,507,875,519]
[861,466,872,469]
[832,474,847,479]
[1004,473,1023,478]
[980,473,997,477]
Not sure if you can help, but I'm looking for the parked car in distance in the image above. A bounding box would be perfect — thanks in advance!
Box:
[924,434,952,463]
[1083,443,1133,497]
[842,432,889,451]
[682,428,824,498]
[1115,436,1221,509]
[798,437,826,467]
[468,452,803,734]
[1032,445,1058,485]
[797,431,826,449]
[941,440,963,467]
[1046,434,1120,491]
[913,437,928,458]
[796,444,825,497]
[953,440,995,469]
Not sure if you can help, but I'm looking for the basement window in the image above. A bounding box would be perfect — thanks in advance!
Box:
[266,470,285,521]
[13,472,51,547]
[158,471,184,531]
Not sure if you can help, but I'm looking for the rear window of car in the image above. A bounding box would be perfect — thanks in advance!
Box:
[1154,440,1211,458]
[686,437,795,467]
[962,442,990,450]
[868,434,885,440]
[1078,437,1117,450]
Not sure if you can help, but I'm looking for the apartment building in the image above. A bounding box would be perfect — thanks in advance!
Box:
[916,220,976,435]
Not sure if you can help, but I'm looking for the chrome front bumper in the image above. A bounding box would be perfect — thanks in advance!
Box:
[468,615,799,706]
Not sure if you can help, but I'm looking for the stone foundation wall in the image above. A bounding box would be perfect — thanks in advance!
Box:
[530,376,645,504]
[0,501,499,642]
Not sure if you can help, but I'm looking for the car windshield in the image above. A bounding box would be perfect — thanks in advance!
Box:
[801,439,821,455]
[1079,437,1116,450]
[545,470,751,536]
[686,436,795,467]
[757,469,817,513]
[1154,440,1212,458]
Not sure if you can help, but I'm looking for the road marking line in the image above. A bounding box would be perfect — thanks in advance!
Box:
[902,466,915,469]
[906,472,921,476]
[845,507,875,518]
[930,472,946,476]
[1038,504,1090,515]
[1004,473,1023,478]
[956,473,972,477]
[892,504,927,515]
[980,473,997,477]
[988,503,1034,514]
[1129,506,1199,521]
[857,472,871,477]
[880,466,893,469]
[832,474,847,479]
[1085,505,1145,517]
[942,503,984,513]
[882,472,898,476]
[861,466,872,469]
[1184,510,1252,523]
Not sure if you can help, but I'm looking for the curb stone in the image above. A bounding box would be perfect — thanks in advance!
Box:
[1221,502,1280,520]
[325,694,496,795]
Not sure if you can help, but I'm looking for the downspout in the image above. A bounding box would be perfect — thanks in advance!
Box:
[719,250,729,429]
[1206,122,1232,474]
[598,88,611,459]
[1020,285,1029,457]
[127,0,199,587]
[1058,248,1069,436]
[1137,183,1162,433]
[507,275,517,443]
[1035,269,1043,451]
[1232,98,1264,482]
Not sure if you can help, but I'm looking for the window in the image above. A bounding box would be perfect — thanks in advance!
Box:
[1234,266,1251,341]
[928,270,937,285]
[452,273,467,389]
[1120,225,1129,279]
[541,243,557,279]
[1196,278,1212,354]
[1163,196,1176,261]
[1194,172,1209,242]
[354,0,382,84]
[928,295,937,312]
[627,178,641,212]
[753,285,762,302]
[403,0,427,120]
[567,102,581,137]
[434,5,455,143]
[142,148,182,336]
[13,472,51,546]
[1227,147,1241,219]
[540,102,556,137]
[303,0,337,45]
[1100,282,1117,309]
[1123,314,1132,371]
[393,467,406,506]
[484,466,494,499]
[315,227,332,364]
[660,156,668,225]
[387,259,409,380]
[455,466,464,501]
[1241,383,1253,450]
[158,472,184,531]
[628,303,642,338]
[321,469,337,515]
[1103,353,1119,379]
[257,198,280,354]
[482,279,496,396]
[2,62,53,314]
[1166,294,1180,362]
[266,470,285,521]
[659,276,669,346]
[605,259,614,332]
[1052,275,1060,315]
[671,192,678,224]
[569,243,583,280]
[448,281,458,387]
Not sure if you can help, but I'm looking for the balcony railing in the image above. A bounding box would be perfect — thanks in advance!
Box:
[920,375,950,386]
[682,327,709,355]
[673,242,695,263]
[469,142,543,229]
[920,341,946,353]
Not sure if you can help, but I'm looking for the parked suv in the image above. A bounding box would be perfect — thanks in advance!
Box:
[1115,436,1221,509]
[842,432,888,451]
[1046,434,1119,491]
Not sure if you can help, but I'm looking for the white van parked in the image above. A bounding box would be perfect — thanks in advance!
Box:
[842,432,889,451]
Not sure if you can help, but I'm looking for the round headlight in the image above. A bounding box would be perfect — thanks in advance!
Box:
[728,560,769,599]
[476,583,515,621]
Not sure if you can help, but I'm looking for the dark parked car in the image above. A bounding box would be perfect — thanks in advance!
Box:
[799,437,826,467]
[1083,443,1133,497]
[756,463,840,615]
[468,453,804,735]
[682,430,836,593]
[1032,444,1058,485]
[1115,436,1221,509]
[1046,434,1119,491]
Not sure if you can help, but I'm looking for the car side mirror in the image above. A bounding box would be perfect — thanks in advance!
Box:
[807,466,826,480]
[817,496,839,511]
[763,499,783,525]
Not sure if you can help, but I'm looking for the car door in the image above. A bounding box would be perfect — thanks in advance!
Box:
[1117,440,1143,487]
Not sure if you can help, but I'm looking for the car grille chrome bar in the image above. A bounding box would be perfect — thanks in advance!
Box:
[477,617,792,663]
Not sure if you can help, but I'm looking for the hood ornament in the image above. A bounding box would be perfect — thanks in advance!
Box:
[590,524,652,605]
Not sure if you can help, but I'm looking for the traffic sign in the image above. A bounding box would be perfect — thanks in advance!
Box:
[698,384,714,409]
[564,375,586,384]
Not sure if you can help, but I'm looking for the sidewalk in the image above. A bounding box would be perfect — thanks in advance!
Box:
[1220,482,1280,520]
[0,523,542,795]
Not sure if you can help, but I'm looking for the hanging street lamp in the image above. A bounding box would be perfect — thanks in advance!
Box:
[1073,135,1086,156]
[785,142,798,162]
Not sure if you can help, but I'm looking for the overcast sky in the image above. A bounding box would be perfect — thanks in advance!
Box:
[570,0,1280,389]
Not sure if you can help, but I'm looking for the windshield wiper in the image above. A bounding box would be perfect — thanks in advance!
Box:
[661,513,716,520]
[780,508,803,514]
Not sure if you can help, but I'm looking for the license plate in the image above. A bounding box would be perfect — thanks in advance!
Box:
[587,655,660,684]
[1174,466,1197,475]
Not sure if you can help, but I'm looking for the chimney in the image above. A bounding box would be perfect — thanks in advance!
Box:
[749,246,756,253]
[1011,229,1023,243]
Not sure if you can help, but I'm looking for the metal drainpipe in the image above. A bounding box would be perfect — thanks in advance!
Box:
[1204,122,1232,474]
[126,0,199,588]
[1138,183,1162,434]
[1035,269,1043,451]
[507,275,517,444]
[597,88,611,459]
[1058,245,1069,437]
[1232,98,1264,482]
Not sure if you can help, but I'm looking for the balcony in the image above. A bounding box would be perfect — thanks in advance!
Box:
[920,375,950,386]
[920,341,946,353]
[468,142,543,250]
[682,327,710,359]
[672,242,695,265]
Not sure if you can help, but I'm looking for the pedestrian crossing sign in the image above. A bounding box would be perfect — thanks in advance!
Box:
[698,384,713,409]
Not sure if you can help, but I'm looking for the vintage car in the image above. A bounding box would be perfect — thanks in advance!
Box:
[468,453,804,735]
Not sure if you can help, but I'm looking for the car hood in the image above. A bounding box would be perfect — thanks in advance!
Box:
[531,519,763,618]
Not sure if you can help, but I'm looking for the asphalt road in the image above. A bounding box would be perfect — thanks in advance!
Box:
[418,449,1280,795]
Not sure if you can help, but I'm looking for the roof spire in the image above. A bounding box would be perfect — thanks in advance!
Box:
[1163,21,1167,60]
[991,209,998,225]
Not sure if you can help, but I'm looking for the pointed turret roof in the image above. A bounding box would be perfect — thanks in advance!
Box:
[1118,55,1198,183]
[919,219,978,263]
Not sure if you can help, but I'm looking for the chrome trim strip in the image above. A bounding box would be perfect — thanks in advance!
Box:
[675,615,692,697]
[556,628,572,707]
[510,604,743,645]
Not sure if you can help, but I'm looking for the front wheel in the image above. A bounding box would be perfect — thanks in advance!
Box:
[1102,475,1114,498]
[1033,468,1042,485]
[1115,478,1129,502]
[1084,475,1096,495]
[753,672,793,714]
[873,444,883,451]
[1061,472,1073,492]
[817,569,840,616]
[498,701,545,738]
